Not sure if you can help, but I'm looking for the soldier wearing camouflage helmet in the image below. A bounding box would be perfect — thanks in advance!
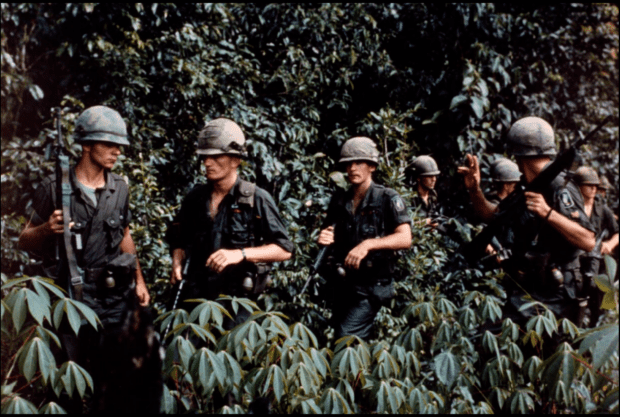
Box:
[573,166,619,326]
[596,175,611,201]
[486,158,521,205]
[459,116,596,338]
[409,155,442,227]
[18,105,150,408]
[166,118,292,328]
[317,136,411,340]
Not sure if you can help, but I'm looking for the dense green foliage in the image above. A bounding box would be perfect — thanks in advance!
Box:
[2,3,618,414]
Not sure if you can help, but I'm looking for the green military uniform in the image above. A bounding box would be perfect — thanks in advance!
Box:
[501,172,595,324]
[30,168,134,325]
[167,178,293,302]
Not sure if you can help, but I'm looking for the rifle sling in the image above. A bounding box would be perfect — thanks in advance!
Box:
[60,155,84,301]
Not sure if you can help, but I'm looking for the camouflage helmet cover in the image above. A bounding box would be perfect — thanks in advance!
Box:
[196,118,247,157]
[339,136,380,165]
[574,166,600,186]
[73,105,129,146]
[411,155,440,176]
[491,158,521,182]
[598,175,611,190]
[506,116,557,157]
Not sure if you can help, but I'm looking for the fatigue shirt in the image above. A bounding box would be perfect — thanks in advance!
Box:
[168,178,293,283]
[411,189,439,219]
[590,195,619,239]
[323,182,410,284]
[505,172,595,285]
[30,168,131,273]
[29,168,131,323]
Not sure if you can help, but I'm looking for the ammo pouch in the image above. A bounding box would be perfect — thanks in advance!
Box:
[248,262,272,295]
[369,279,395,307]
[90,253,136,292]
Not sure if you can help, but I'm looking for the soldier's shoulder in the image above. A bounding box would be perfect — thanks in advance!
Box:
[37,172,56,189]
[109,172,129,187]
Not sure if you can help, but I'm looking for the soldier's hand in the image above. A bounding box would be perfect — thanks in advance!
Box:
[345,241,370,270]
[46,209,70,235]
[171,248,185,284]
[136,280,150,306]
[206,248,244,274]
[601,240,614,255]
[318,226,335,246]
[457,154,481,191]
[524,191,551,218]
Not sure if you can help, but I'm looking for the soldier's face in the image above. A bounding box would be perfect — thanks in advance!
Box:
[83,141,122,170]
[420,175,436,190]
[203,154,240,181]
[579,184,598,200]
[346,161,376,185]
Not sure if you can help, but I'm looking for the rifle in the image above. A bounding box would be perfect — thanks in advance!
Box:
[463,116,611,261]
[162,251,191,342]
[300,223,341,295]
[53,107,84,300]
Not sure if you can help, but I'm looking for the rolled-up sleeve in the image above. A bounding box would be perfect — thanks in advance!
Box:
[255,188,294,253]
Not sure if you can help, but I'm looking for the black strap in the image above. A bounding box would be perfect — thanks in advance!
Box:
[60,155,83,300]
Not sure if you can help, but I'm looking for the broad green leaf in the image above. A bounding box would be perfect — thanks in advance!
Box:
[434,351,458,388]
[18,337,56,383]
[38,401,67,414]
[1,395,38,414]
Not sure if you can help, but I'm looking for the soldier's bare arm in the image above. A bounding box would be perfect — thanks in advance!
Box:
[525,191,595,252]
[206,244,291,274]
[120,226,150,306]
[458,154,498,221]
[18,209,64,252]
[345,223,411,269]
[171,248,185,284]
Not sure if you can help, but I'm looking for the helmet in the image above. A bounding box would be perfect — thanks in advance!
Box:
[506,116,556,157]
[574,166,600,186]
[196,118,247,157]
[411,155,440,176]
[491,158,521,182]
[598,175,611,190]
[339,137,380,165]
[73,105,129,146]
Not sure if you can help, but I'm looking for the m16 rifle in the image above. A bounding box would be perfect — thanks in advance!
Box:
[300,224,344,296]
[463,116,611,261]
[52,107,84,300]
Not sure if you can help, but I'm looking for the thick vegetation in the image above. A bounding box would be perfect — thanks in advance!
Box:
[2,3,618,414]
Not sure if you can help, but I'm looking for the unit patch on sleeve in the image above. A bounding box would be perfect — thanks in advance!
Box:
[559,189,575,209]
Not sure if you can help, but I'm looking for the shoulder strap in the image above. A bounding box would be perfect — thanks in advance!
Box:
[236,179,256,208]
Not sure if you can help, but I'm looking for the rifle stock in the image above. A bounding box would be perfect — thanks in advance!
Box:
[463,116,611,261]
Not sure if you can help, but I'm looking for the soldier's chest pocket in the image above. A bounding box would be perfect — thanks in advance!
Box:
[104,212,126,250]
[227,208,252,247]
[359,208,380,238]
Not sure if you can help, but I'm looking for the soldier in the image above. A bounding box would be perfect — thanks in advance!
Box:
[18,105,152,410]
[483,158,521,259]
[458,117,596,331]
[486,158,521,205]
[317,137,411,340]
[573,166,619,326]
[166,118,293,329]
[410,155,441,227]
[596,175,611,201]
